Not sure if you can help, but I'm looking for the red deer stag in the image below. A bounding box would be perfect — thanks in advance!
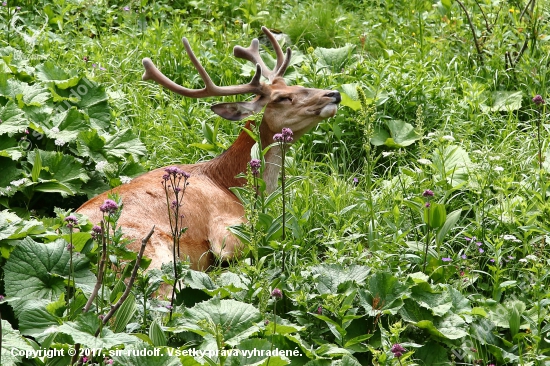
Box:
[77,27,341,271]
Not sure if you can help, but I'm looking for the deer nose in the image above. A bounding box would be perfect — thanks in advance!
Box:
[325,91,341,103]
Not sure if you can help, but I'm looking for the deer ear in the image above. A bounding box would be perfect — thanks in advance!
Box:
[211,101,265,121]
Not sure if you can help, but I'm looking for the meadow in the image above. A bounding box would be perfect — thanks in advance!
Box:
[0,0,549,365]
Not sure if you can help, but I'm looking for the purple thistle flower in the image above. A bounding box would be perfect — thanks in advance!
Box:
[391,344,406,358]
[422,189,434,197]
[425,202,431,208]
[100,199,119,214]
[442,257,452,262]
[271,288,283,299]
[249,159,261,177]
[533,95,545,105]
[65,215,78,229]
[317,306,323,315]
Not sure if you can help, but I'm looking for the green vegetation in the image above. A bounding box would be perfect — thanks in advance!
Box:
[1,0,549,365]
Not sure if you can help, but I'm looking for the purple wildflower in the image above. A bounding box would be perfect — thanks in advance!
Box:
[123,6,130,11]
[461,254,467,259]
[422,189,434,197]
[100,199,119,214]
[264,320,270,325]
[533,95,545,105]
[317,306,323,315]
[65,215,78,229]
[476,242,482,246]
[91,225,102,240]
[353,177,359,185]
[489,258,495,263]
[0,295,5,301]
[425,202,431,208]
[165,305,173,309]
[271,288,283,299]
[274,128,294,143]
[391,344,406,358]
[66,243,75,250]
[479,248,484,253]
[250,159,261,177]
[442,257,452,262]
[2,2,6,6]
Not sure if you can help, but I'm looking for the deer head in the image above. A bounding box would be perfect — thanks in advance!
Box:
[77,27,341,271]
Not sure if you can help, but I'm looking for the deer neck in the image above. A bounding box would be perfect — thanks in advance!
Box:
[205,120,281,193]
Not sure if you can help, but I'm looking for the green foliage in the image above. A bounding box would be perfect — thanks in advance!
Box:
[0,0,550,365]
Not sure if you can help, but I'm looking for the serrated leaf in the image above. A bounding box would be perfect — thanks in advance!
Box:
[35,61,80,89]
[103,129,147,160]
[0,99,28,136]
[4,237,96,311]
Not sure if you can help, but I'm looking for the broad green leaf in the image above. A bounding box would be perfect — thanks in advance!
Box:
[103,129,147,160]
[16,300,61,339]
[35,61,80,89]
[0,100,28,136]
[73,78,110,130]
[31,148,42,182]
[416,313,468,340]
[149,319,167,347]
[15,82,51,108]
[1,319,34,365]
[58,312,137,349]
[185,269,218,293]
[175,297,261,347]
[314,44,355,72]
[486,344,520,363]
[76,130,107,163]
[435,208,461,245]
[424,202,446,229]
[310,264,370,294]
[112,292,137,333]
[340,84,362,111]
[29,150,89,193]
[358,272,410,315]
[480,91,523,112]
[227,338,290,366]
[264,315,305,335]
[414,341,450,365]
[113,341,181,366]
[49,107,90,142]
[4,237,96,311]
[432,145,472,188]
[371,120,421,148]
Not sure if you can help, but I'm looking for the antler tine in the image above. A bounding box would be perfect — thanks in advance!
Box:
[142,38,264,98]
[233,27,292,82]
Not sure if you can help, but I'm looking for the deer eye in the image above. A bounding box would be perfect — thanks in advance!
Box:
[274,96,292,103]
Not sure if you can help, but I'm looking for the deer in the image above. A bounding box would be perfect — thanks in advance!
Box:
[76,26,341,272]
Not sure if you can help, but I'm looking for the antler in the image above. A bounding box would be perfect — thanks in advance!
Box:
[233,26,292,82]
[142,39,264,98]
